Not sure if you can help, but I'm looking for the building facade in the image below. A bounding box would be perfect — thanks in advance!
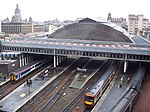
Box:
[33,24,44,33]
[107,13,127,30]
[1,4,44,35]
[128,14,149,35]
[2,22,32,35]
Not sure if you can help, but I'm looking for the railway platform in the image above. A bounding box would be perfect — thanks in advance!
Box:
[69,69,100,89]
[92,72,133,112]
[69,60,105,89]
[69,72,88,89]
[0,68,63,112]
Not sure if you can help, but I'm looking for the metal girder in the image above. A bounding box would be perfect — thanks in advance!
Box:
[1,45,150,62]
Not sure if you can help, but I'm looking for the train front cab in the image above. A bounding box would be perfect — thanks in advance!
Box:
[84,93,95,107]
[10,72,16,81]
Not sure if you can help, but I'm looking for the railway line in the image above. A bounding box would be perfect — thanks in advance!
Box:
[0,59,53,100]
[68,60,118,112]
[50,60,113,112]
[0,57,148,112]
[36,58,88,112]
[92,61,139,112]
[42,59,105,112]
[132,63,150,112]
[17,57,89,111]
[0,58,76,112]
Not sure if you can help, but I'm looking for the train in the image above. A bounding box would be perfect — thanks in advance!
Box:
[9,57,51,82]
[110,64,146,112]
[84,61,118,107]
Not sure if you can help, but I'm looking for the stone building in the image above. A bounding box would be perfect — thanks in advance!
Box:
[2,22,32,35]
[107,13,127,30]
[1,4,44,35]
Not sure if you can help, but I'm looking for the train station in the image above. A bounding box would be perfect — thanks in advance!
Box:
[0,18,150,112]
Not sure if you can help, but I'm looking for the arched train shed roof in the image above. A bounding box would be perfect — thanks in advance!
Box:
[49,18,133,43]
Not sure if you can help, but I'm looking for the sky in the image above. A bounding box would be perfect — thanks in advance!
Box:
[0,0,150,22]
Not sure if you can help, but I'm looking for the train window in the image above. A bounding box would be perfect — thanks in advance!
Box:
[32,65,35,68]
[85,96,94,102]
[21,69,31,76]
[16,75,19,79]
[35,62,42,67]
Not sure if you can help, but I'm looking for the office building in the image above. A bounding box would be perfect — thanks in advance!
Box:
[128,14,149,35]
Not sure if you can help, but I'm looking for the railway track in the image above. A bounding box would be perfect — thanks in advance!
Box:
[17,57,89,112]
[90,61,139,112]
[46,59,106,112]
[0,59,53,100]
[132,63,150,112]
[61,60,114,112]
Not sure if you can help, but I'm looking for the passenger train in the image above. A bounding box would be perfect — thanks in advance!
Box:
[84,61,118,107]
[9,57,51,82]
[111,65,146,112]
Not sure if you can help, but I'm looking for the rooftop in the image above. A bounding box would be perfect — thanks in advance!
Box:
[49,18,133,43]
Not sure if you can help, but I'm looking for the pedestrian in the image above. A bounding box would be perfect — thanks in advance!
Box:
[127,77,130,83]
[120,77,123,84]
[118,83,120,88]
[3,76,6,81]
[119,77,123,88]
[120,82,122,88]
[41,76,44,80]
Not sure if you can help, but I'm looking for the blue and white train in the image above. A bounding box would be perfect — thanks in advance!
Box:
[10,58,51,82]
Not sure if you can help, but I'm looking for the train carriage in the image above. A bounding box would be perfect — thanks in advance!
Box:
[9,57,51,82]
[10,65,32,81]
[84,61,118,107]
[111,89,137,112]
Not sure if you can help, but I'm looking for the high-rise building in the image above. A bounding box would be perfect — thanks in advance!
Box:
[107,13,127,30]
[128,14,149,35]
